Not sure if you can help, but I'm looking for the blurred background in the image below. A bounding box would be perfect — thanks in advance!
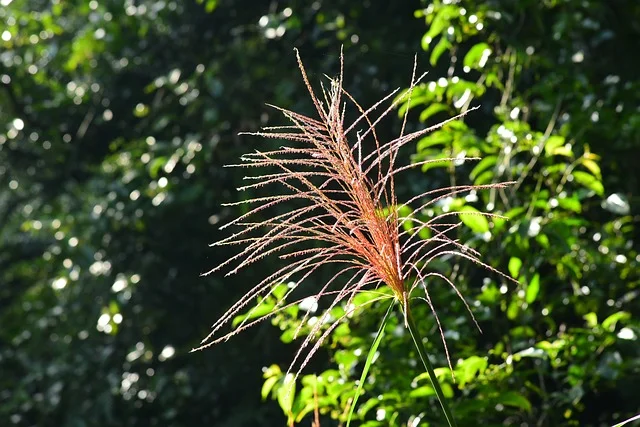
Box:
[1,0,638,426]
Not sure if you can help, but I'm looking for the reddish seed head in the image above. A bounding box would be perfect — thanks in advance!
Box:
[194,48,515,378]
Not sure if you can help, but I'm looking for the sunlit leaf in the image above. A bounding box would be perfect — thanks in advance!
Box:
[430,37,451,66]
[416,132,452,151]
[459,205,490,233]
[572,171,604,196]
[508,257,522,278]
[262,375,280,400]
[526,273,540,303]
[470,155,497,181]
[493,206,526,231]
[558,197,582,213]
[581,158,601,179]
[602,311,630,332]
[277,374,296,419]
[419,103,448,122]
[507,299,519,320]
[398,95,430,118]
[232,301,275,327]
[455,355,487,387]
[499,391,532,412]
[583,312,598,328]
[420,152,455,172]
[424,7,453,41]
[544,135,565,156]
[463,43,491,69]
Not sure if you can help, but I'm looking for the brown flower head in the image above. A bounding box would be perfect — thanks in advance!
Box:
[193,49,513,377]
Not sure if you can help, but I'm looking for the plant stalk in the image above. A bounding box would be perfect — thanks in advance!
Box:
[405,305,458,427]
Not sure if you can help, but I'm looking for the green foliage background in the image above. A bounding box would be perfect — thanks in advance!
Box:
[1,0,638,426]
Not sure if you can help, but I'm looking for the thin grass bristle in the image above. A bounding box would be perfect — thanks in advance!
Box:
[194,49,516,383]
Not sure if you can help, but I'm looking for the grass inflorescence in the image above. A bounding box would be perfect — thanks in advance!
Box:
[194,48,516,426]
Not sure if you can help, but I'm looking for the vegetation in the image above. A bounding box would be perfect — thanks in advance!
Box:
[1,0,638,426]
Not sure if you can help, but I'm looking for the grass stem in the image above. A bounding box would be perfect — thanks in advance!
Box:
[405,305,458,427]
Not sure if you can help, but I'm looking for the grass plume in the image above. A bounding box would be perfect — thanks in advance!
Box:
[193,48,515,424]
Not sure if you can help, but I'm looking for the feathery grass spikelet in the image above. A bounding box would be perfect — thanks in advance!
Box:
[193,48,515,378]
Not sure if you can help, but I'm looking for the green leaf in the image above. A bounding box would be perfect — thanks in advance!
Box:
[232,301,275,327]
[204,0,218,13]
[536,233,550,248]
[440,382,454,399]
[463,43,491,69]
[485,72,503,90]
[424,7,451,41]
[353,289,389,306]
[583,312,598,328]
[602,311,630,332]
[572,171,604,196]
[430,37,451,66]
[149,157,166,178]
[542,164,567,178]
[421,32,433,50]
[262,365,282,400]
[469,155,497,180]
[525,274,540,304]
[459,206,490,233]
[272,283,289,300]
[277,374,296,419]
[346,301,395,427]
[544,135,565,156]
[279,328,296,344]
[420,153,456,172]
[508,257,522,278]
[416,131,452,151]
[262,376,279,400]
[419,103,448,122]
[398,95,430,118]
[499,391,532,412]
[507,299,519,320]
[537,339,567,354]
[409,385,436,398]
[406,309,457,427]
[557,197,582,213]
[478,282,500,304]
[455,356,487,387]
[581,158,602,179]
[544,135,573,157]
[553,145,573,157]
[492,206,526,231]
[473,170,494,185]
